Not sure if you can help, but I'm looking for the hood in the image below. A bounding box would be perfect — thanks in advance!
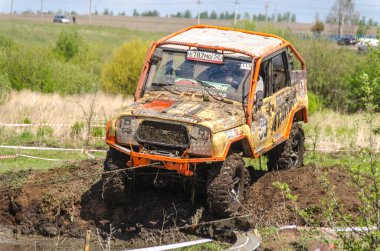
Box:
[121,92,246,133]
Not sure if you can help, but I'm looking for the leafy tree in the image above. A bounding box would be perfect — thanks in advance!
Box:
[291,14,296,23]
[103,8,110,16]
[133,9,139,16]
[210,10,217,19]
[141,10,159,17]
[326,0,360,37]
[356,19,370,37]
[243,12,250,20]
[199,11,209,19]
[184,9,192,18]
[172,12,182,18]
[311,21,325,35]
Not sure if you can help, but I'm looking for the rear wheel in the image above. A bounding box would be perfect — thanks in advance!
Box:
[267,123,305,171]
[206,153,250,217]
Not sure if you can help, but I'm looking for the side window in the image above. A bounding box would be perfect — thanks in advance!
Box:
[260,60,272,98]
[271,52,288,93]
[261,52,290,98]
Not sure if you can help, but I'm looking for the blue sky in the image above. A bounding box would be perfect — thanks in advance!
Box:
[1,0,379,23]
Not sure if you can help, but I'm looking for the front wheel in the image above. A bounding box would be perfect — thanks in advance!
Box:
[267,123,305,171]
[206,153,250,218]
[102,148,129,204]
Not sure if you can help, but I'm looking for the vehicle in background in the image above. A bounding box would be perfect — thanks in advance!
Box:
[357,38,379,53]
[337,36,357,46]
[53,15,71,24]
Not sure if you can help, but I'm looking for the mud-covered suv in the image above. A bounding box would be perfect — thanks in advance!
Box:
[104,25,308,217]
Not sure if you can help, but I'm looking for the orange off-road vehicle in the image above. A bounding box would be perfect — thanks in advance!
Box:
[104,25,308,217]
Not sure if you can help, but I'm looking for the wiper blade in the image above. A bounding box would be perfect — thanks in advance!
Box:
[152,82,171,86]
[194,79,216,89]
[151,83,181,96]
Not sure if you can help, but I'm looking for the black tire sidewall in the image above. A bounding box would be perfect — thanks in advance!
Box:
[206,153,247,217]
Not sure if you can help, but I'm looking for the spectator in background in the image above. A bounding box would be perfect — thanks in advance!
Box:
[72,16,76,24]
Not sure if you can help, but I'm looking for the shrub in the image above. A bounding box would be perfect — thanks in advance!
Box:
[20,130,33,141]
[234,20,256,31]
[23,117,32,124]
[295,39,364,111]
[37,126,54,138]
[3,43,97,94]
[348,40,380,112]
[307,92,322,114]
[101,39,150,95]
[70,122,84,138]
[4,45,56,92]
[54,30,81,61]
[91,126,104,137]
[50,60,98,94]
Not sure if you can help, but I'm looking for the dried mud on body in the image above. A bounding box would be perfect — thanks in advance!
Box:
[0,160,359,247]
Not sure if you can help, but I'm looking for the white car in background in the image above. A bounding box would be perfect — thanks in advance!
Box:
[53,15,71,24]
[357,38,379,53]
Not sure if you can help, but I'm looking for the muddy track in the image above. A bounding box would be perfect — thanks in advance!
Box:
[0,160,360,246]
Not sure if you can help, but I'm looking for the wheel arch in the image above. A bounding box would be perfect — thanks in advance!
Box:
[284,106,308,138]
[227,137,254,158]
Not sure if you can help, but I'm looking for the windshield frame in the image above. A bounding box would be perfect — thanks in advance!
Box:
[144,48,254,104]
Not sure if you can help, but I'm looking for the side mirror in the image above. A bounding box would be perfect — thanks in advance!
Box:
[151,48,163,64]
[255,90,264,108]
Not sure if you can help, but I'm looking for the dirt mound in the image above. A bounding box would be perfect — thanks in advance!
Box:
[243,164,360,227]
[0,161,360,246]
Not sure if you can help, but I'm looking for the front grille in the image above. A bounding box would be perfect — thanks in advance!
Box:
[135,120,189,149]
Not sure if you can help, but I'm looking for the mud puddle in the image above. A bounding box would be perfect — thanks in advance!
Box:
[0,160,360,248]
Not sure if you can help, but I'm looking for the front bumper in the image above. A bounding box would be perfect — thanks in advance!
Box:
[106,140,227,177]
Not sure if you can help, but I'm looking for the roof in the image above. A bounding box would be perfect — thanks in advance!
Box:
[163,27,284,57]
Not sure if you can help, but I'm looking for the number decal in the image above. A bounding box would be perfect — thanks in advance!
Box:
[187,50,224,64]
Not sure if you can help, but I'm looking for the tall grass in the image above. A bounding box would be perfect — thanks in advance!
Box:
[0,90,133,125]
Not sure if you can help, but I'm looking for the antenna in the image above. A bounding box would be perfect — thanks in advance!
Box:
[40,0,43,22]
[10,0,13,16]
[197,0,201,24]
[265,1,269,24]
[234,0,240,25]
[89,0,92,24]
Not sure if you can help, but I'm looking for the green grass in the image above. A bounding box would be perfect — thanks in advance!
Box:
[176,241,229,250]
[0,148,106,173]
[0,21,163,95]
[0,128,108,150]
[0,20,163,49]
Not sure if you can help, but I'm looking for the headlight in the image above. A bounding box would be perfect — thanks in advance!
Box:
[188,125,212,156]
[116,116,138,145]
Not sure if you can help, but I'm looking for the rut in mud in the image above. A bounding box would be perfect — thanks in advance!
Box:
[0,160,360,246]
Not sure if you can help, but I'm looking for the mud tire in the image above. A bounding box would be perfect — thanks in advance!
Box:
[267,123,305,171]
[102,148,129,204]
[206,153,250,218]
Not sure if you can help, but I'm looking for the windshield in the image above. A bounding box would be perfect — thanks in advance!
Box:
[147,50,253,103]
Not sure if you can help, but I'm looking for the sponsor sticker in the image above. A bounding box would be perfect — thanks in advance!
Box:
[240,63,252,70]
[187,50,224,64]
[299,79,305,98]
[258,117,267,141]
[225,128,241,139]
